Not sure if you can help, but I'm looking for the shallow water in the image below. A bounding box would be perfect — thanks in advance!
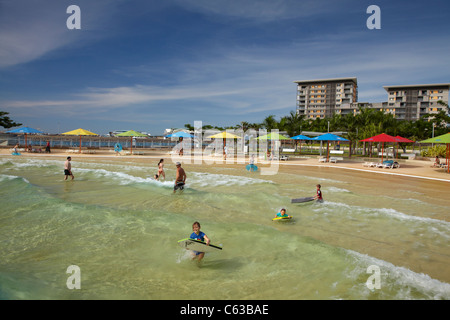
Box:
[0,156,449,299]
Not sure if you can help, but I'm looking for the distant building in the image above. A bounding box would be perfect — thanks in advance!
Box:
[294,78,450,121]
[382,83,450,121]
[294,77,358,119]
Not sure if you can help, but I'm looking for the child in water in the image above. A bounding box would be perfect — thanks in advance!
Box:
[274,208,291,219]
[189,221,210,262]
[314,184,323,202]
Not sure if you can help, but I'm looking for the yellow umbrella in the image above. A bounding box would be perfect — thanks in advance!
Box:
[206,131,242,158]
[206,131,242,139]
[62,128,98,153]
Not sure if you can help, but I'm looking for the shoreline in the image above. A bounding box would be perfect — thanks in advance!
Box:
[1,148,449,183]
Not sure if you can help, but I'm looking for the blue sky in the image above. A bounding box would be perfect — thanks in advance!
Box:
[1,0,449,135]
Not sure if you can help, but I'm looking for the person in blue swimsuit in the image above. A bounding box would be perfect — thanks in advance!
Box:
[189,221,210,262]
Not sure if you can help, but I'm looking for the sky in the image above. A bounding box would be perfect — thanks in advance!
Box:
[0,0,449,135]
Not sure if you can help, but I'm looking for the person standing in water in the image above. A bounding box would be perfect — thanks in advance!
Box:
[314,184,323,202]
[173,162,186,193]
[157,159,165,180]
[189,221,210,262]
[64,157,74,180]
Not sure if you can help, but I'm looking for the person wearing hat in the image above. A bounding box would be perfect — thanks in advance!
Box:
[174,162,186,193]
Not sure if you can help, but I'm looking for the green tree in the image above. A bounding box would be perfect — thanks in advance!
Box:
[0,111,22,129]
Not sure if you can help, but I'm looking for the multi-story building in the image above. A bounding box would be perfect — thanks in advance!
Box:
[382,84,450,121]
[294,77,358,119]
[295,78,449,121]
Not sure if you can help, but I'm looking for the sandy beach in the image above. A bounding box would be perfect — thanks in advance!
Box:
[2,147,449,183]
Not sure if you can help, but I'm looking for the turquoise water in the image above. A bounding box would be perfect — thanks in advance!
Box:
[0,156,449,299]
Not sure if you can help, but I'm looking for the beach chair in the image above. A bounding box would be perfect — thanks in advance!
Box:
[362,161,376,167]
[318,157,327,163]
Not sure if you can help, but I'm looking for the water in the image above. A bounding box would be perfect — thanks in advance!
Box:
[0,156,449,300]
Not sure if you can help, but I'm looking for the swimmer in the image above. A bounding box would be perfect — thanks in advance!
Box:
[274,208,291,219]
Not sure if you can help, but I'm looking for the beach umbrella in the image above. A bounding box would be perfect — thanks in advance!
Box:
[206,131,242,139]
[255,132,291,140]
[116,130,148,154]
[62,128,98,153]
[166,131,194,139]
[255,132,291,157]
[290,134,311,154]
[290,134,311,140]
[6,126,44,149]
[312,133,349,162]
[206,131,242,158]
[360,133,400,163]
[419,133,450,173]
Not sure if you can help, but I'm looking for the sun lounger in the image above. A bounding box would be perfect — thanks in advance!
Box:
[318,157,327,163]
[362,161,377,167]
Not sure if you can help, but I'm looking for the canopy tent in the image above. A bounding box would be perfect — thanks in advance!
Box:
[116,130,148,154]
[419,133,450,173]
[312,133,349,162]
[360,133,400,163]
[62,128,98,153]
[6,126,44,149]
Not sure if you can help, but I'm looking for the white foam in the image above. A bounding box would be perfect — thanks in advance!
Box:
[347,249,450,299]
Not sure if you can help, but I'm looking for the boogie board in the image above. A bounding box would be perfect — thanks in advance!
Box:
[272,216,292,221]
[178,238,222,253]
[291,196,315,203]
[246,164,258,171]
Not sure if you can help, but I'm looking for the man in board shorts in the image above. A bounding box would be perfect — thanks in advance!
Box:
[173,162,186,193]
[64,156,74,180]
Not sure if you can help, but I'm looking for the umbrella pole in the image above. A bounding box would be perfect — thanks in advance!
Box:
[79,135,82,153]
[327,141,330,162]
[131,137,133,154]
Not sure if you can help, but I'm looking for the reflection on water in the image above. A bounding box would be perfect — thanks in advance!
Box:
[0,156,449,299]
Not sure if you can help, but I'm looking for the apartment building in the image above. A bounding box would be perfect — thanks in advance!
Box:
[382,84,450,121]
[295,78,449,121]
[294,77,358,119]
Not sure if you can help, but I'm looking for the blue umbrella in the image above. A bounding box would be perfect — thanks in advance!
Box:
[166,131,194,138]
[6,126,44,149]
[290,134,311,140]
[290,134,311,155]
[312,133,348,161]
[311,133,348,142]
[6,126,43,134]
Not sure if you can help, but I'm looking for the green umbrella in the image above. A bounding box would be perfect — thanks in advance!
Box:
[255,132,290,140]
[116,130,148,154]
[419,133,450,173]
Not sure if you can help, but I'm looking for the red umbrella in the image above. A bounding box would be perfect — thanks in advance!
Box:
[360,133,401,163]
